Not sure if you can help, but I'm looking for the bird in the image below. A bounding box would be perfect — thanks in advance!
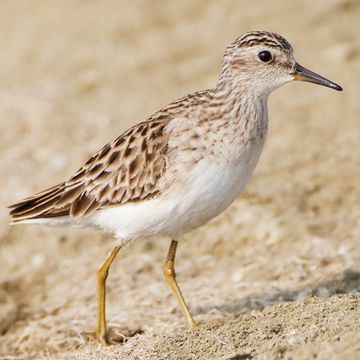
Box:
[8,31,342,345]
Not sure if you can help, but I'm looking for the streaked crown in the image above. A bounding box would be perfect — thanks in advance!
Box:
[227,31,293,55]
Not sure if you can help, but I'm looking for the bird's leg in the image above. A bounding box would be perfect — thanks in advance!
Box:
[97,245,122,345]
[162,239,197,329]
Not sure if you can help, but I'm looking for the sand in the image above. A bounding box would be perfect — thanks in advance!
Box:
[0,1,359,359]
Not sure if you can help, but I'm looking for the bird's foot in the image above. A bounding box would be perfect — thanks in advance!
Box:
[97,326,144,346]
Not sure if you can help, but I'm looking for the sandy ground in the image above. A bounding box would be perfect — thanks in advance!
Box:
[0,1,359,359]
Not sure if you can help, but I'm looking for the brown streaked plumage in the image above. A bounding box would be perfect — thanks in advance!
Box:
[8,31,342,345]
[9,88,225,223]
[9,117,169,220]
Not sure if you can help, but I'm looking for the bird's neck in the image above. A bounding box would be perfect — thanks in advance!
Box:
[212,79,269,144]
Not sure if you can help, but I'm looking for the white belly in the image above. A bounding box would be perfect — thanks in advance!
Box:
[167,143,264,234]
[89,139,265,243]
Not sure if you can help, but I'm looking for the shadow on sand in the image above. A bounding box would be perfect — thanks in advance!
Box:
[195,268,360,316]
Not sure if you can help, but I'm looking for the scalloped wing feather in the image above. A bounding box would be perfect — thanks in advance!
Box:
[9,118,169,222]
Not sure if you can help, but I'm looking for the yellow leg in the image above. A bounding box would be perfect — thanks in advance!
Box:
[97,245,122,345]
[162,240,197,329]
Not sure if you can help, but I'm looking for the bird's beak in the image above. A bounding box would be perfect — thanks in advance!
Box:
[292,63,342,91]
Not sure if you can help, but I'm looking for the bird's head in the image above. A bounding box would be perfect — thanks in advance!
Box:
[220,31,342,96]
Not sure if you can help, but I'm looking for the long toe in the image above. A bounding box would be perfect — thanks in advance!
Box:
[98,333,109,346]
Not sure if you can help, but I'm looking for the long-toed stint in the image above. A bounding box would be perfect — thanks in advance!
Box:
[8,31,342,345]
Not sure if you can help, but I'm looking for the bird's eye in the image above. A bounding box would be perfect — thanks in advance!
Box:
[258,50,272,63]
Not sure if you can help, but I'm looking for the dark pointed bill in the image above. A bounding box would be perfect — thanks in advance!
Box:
[293,63,343,91]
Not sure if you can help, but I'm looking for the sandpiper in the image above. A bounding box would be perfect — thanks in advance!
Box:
[9,31,342,345]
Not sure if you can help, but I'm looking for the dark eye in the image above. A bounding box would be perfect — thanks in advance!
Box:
[258,50,272,63]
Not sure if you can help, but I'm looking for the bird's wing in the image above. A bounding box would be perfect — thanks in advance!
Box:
[9,117,169,221]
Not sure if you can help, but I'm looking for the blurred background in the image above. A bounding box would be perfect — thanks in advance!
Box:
[0,1,359,359]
